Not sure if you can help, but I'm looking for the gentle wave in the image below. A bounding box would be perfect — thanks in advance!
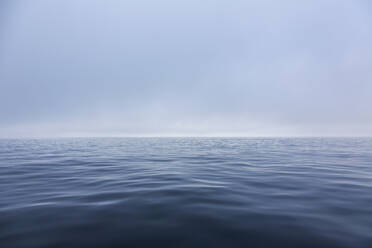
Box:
[1,138,372,247]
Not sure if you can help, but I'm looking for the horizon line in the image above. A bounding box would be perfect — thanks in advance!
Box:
[1,135,372,140]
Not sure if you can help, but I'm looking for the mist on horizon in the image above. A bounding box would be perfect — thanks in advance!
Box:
[1,0,372,137]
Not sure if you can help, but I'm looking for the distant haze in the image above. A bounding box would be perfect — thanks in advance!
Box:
[1,0,372,137]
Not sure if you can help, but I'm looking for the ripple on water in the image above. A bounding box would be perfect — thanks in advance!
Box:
[1,138,372,247]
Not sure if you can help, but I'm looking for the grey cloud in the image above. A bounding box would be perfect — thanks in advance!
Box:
[0,0,371,137]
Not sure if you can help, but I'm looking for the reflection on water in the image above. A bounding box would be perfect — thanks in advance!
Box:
[1,138,372,247]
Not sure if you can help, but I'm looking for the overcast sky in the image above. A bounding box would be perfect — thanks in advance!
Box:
[0,0,371,137]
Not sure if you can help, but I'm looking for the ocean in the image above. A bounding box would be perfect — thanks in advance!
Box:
[1,138,371,247]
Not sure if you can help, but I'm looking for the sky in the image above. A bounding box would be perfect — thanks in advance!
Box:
[0,0,371,137]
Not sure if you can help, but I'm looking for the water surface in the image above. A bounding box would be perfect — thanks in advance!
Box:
[1,138,372,247]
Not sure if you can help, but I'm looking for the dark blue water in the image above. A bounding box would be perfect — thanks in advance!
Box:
[1,138,372,248]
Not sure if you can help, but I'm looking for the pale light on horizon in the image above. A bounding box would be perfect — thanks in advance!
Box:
[1,0,372,138]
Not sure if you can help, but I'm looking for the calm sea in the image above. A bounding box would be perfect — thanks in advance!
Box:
[1,138,372,247]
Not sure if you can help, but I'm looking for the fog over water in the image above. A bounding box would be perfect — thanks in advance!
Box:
[0,0,372,137]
